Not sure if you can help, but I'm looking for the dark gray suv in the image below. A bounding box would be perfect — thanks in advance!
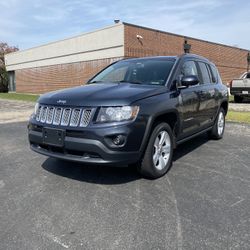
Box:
[28,54,228,178]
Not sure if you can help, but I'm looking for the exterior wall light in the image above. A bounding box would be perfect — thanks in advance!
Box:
[183,40,191,53]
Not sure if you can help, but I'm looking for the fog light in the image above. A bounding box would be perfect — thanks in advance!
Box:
[112,135,125,146]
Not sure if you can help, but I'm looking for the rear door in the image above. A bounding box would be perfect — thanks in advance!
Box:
[196,61,218,128]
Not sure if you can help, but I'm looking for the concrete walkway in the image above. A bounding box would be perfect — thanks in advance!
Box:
[0,99,34,124]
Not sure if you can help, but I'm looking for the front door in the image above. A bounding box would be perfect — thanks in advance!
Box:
[178,60,201,138]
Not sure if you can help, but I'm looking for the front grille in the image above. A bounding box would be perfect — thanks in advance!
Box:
[53,107,63,125]
[40,107,48,123]
[46,107,55,124]
[70,109,81,127]
[61,108,71,126]
[35,105,93,127]
[80,109,93,127]
[36,106,42,121]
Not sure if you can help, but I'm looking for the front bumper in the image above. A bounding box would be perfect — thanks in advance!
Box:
[28,122,144,165]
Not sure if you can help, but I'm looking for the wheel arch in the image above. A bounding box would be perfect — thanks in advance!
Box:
[139,110,180,153]
[220,100,228,115]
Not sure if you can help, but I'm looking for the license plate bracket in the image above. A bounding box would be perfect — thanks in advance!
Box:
[43,127,65,147]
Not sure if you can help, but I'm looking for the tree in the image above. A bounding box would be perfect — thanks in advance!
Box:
[0,43,19,92]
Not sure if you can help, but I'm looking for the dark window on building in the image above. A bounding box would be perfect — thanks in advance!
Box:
[8,71,16,92]
[198,62,211,84]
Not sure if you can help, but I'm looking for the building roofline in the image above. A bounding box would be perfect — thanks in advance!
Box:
[6,21,250,59]
[6,23,124,57]
[122,22,250,52]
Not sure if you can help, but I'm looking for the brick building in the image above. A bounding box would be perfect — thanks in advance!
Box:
[5,22,250,94]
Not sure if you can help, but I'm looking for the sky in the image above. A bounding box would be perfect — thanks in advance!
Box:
[0,0,249,50]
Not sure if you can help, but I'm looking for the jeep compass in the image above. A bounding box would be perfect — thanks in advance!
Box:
[28,54,228,178]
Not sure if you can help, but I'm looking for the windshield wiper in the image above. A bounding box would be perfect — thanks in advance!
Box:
[117,80,143,85]
[89,80,143,85]
[89,80,103,84]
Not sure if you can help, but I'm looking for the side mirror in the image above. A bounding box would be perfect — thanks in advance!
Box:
[180,75,199,88]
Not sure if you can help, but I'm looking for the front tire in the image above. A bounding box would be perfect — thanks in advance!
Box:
[208,108,225,140]
[138,123,174,179]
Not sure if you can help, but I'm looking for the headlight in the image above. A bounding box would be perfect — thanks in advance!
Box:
[96,106,139,123]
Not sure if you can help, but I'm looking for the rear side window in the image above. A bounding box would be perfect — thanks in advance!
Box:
[209,65,218,83]
[198,62,211,84]
[210,65,222,83]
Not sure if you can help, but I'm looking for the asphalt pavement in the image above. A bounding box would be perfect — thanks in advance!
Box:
[0,121,250,250]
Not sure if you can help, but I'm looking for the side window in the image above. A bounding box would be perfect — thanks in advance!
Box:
[209,65,217,83]
[198,62,211,84]
[180,61,198,77]
[211,65,222,84]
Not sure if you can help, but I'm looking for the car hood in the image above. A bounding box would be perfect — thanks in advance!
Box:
[38,83,168,106]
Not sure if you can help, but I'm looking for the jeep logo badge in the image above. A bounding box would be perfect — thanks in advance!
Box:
[57,100,67,104]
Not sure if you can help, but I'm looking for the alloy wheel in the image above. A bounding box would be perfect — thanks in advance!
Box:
[153,130,171,170]
[217,111,225,136]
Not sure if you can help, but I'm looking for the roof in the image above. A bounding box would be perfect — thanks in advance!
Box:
[122,56,177,61]
[180,53,211,62]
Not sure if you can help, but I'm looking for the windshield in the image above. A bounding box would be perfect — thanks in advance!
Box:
[89,58,176,86]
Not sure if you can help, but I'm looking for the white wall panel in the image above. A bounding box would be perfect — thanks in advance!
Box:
[5,24,124,71]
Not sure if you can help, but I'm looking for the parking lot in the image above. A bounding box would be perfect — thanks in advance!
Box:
[1,100,250,249]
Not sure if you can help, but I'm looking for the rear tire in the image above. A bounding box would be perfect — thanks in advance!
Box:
[208,108,225,140]
[137,123,174,179]
[234,95,243,103]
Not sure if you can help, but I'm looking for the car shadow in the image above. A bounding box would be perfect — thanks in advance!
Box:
[42,158,141,185]
[42,134,210,184]
[173,133,209,162]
